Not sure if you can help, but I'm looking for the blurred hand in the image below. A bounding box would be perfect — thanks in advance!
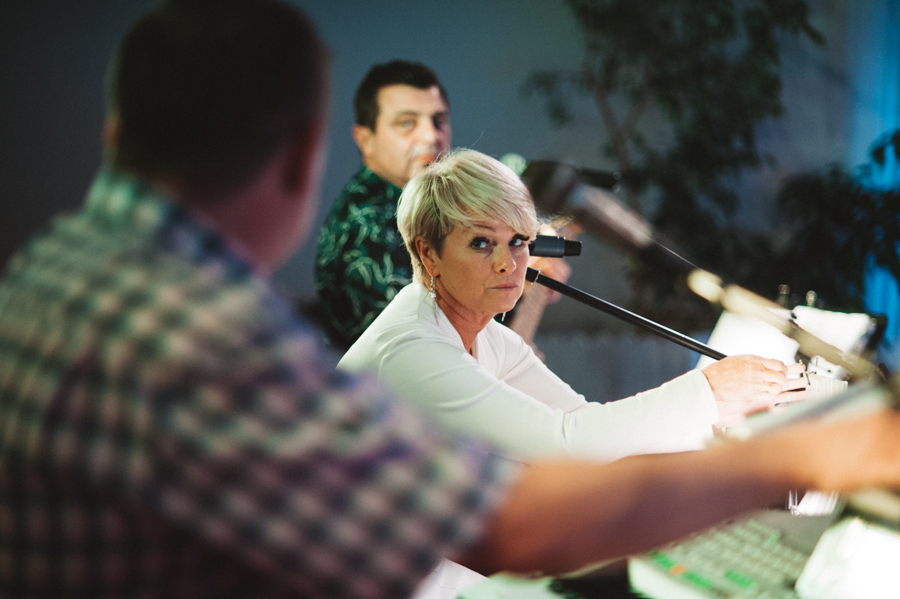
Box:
[527,256,572,304]
[701,355,807,428]
[767,407,900,493]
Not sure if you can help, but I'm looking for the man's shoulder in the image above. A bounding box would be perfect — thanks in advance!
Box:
[329,167,402,217]
[315,166,407,269]
[0,193,296,351]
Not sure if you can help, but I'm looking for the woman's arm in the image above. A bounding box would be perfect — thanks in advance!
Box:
[460,408,900,575]
[374,327,716,461]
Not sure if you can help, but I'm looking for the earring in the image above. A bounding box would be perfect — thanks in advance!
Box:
[501,312,507,322]
[429,275,437,300]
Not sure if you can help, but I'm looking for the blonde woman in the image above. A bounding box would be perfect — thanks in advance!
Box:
[340,149,805,462]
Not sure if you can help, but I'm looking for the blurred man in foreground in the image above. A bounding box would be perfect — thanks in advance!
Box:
[1,1,900,598]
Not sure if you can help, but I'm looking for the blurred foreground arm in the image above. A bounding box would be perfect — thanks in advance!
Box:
[460,408,900,575]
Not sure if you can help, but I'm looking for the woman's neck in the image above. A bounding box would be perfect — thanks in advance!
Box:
[428,284,493,354]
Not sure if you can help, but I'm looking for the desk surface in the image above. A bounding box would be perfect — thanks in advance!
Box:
[460,572,639,599]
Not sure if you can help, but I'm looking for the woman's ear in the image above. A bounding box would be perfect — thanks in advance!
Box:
[415,236,439,277]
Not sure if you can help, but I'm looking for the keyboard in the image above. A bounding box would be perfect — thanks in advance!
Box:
[460,510,840,599]
[628,512,832,599]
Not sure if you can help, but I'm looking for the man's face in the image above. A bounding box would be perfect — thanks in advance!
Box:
[353,84,451,188]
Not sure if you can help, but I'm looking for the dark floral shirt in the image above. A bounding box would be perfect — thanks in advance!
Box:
[315,167,413,349]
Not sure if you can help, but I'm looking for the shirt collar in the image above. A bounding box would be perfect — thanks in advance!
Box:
[84,166,256,278]
[358,165,403,197]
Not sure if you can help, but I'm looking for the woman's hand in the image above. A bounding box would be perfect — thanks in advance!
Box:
[526,256,571,304]
[702,355,808,427]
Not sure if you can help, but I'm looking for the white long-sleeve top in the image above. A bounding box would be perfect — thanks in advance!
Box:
[339,283,718,462]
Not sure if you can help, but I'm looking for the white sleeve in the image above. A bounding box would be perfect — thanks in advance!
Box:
[370,326,718,463]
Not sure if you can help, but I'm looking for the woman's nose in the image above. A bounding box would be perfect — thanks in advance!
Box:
[493,246,515,273]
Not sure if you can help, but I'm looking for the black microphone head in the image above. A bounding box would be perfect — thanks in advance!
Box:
[528,235,582,258]
[563,239,582,256]
[578,168,619,191]
[521,160,580,216]
[523,161,697,275]
[522,160,620,213]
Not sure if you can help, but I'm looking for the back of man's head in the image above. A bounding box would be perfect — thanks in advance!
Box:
[109,0,328,201]
[353,60,447,131]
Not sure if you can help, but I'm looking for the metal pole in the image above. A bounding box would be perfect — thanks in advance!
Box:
[526,267,726,361]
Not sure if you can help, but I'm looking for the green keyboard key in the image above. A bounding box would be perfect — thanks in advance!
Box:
[724,569,755,588]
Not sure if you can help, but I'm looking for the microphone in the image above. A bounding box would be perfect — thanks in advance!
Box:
[688,270,878,381]
[522,160,698,276]
[528,235,582,258]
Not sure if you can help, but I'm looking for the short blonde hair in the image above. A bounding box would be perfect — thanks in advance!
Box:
[397,149,538,282]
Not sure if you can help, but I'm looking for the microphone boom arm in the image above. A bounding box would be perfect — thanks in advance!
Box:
[525,267,726,361]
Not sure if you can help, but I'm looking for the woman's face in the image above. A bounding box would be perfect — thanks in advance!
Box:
[427,218,531,323]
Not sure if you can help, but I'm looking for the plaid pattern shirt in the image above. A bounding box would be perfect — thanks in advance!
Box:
[315,167,413,349]
[0,168,517,599]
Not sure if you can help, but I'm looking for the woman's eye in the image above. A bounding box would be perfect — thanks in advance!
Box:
[471,237,490,249]
[510,236,529,247]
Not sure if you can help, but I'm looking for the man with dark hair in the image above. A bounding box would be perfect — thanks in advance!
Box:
[353,60,450,144]
[315,61,570,352]
[4,2,900,598]
[315,60,451,349]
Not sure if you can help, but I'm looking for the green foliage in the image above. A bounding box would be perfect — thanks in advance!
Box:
[526,0,822,208]
[639,165,900,322]
[771,167,900,312]
[525,0,829,327]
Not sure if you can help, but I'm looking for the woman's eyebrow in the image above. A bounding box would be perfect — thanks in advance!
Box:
[470,222,499,233]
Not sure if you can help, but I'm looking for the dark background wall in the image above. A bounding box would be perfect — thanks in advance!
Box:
[0,0,613,308]
[0,1,893,334]
[1,1,156,269]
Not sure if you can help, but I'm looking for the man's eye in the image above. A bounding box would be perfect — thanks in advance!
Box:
[398,120,415,129]
[434,116,449,129]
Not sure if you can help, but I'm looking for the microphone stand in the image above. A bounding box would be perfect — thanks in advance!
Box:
[526,267,726,361]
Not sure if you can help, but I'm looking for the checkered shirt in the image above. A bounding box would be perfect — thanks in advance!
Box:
[0,168,518,598]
